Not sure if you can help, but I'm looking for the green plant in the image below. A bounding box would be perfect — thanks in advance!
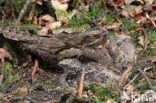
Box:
[84,83,119,102]
[0,62,18,91]
[70,0,104,26]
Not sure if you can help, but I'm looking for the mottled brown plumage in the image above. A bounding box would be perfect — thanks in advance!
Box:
[0,25,135,83]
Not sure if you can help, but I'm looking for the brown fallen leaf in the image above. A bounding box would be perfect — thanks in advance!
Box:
[51,0,69,11]
[0,48,12,63]
[37,0,43,5]
[117,30,130,35]
[113,0,125,7]
[42,14,55,22]
[40,21,62,35]
[46,21,62,30]
[125,84,134,91]
[19,87,28,96]
[138,36,145,46]
[39,15,46,26]
[103,22,122,29]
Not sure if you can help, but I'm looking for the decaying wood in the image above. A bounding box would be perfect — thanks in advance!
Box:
[0,24,135,83]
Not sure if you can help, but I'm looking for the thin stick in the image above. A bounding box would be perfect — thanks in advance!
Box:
[124,73,140,89]
[124,67,152,89]
[138,56,156,63]
[145,12,156,29]
[119,65,133,86]
[138,68,152,88]
[31,58,39,81]
[134,27,148,54]
[15,0,31,24]
[78,69,85,98]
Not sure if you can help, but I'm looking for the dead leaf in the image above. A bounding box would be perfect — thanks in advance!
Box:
[40,27,49,35]
[0,48,12,60]
[113,0,125,7]
[42,14,55,22]
[81,94,88,98]
[121,9,130,18]
[105,99,114,103]
[98,15,106,25]
[125,84,134,91]
[117,30,130,35]
[37,0,42,5]
[138,36,145,46]
[46,21,62,30]
[51,0,68,11]
[40,21,62,35]
[135,12,143,20]
[134,6,143,14]
[57,16,70,25]
[103,22,122,29]
[19,87,28,96]
[136,17,146,23]
[39,15,46,26]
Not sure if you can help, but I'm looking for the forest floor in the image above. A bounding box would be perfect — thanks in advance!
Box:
[0,0,156,103]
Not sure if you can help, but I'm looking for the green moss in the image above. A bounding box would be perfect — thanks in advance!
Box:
[0,62,19,91]
[104,14,115,25]
[84,83,119,102]
[72,95,100,103]
[149,31,156,41]
[128,24,138,31]
[70,0,104,26]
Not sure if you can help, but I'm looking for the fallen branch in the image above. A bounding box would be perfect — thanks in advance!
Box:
[134,27,149,54]
[124,67,152,89]
[15,0,31,24]
[138,68,152,88]
[145,12,156,29]
[138,56,156,63]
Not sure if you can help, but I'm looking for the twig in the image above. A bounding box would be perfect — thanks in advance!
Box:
[119,66,134,86]
[138,56,156,63]
[124,73,140,89]
[124,67,152,89]
[78,69,85,98]
[15,0,31,24]
[138,68,152,88]
[31,58,39,81]
[134,27,149,54]
[145,12,156,29]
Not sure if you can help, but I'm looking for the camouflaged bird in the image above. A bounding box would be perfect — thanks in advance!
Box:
[0,24,135,83]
